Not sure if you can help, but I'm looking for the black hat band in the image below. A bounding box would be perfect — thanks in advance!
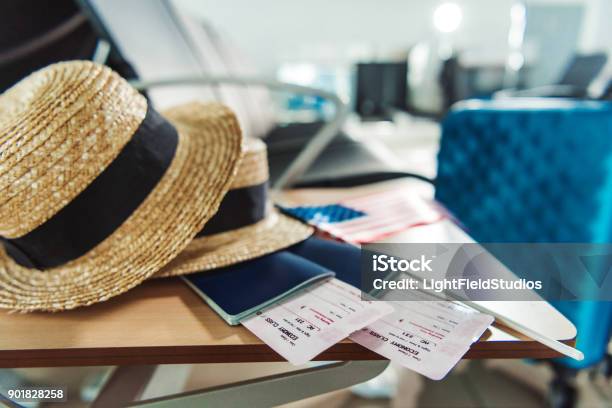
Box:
[196,182,268,238]
[3,105,178,269]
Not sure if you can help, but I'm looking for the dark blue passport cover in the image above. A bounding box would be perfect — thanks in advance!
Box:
[183,249,334,325]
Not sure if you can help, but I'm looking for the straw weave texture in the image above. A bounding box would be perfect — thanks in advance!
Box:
[230,137,268,189]
[0,62,243,312]
[0,62,147,238]
[155,138,313,278]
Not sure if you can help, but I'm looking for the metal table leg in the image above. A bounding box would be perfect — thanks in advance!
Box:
[91,366,157,408]
[118,361,389,408]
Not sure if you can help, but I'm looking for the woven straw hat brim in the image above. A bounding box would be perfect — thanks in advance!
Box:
[155,210,313,277]
[0,63,146,237]
[0,102,242,312]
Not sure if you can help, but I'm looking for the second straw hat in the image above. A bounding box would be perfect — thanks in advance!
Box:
[156,136,314,277]
[0,61,243,312]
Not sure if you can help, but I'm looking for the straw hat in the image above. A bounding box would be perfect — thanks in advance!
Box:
[0,61,243,312]
[156,137,313,277]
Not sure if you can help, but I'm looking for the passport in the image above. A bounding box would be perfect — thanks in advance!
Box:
[183,250,334,325]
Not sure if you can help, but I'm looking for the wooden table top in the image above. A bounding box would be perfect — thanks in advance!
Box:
[0,278,575,368]
[0,181,577,368]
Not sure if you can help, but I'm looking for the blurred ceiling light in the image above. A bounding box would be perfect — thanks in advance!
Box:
[408,43,430,84]
[508,3,526,49]
[433,2,463,33]
[504,2,526,87]
[277,63,318,86]
[508,52,525,71]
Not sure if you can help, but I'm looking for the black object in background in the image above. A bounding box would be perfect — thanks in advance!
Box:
[354,62,407,120]
[0,0,140,92]
[265,122,398,186]
[558,53,607,90]
[485,52,608,100]
[439,55,509,111]
[601,80,612,101]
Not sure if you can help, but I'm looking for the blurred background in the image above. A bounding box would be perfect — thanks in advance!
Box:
[160,0,612,188]
[175,0,612,115]
[1,0,612,407]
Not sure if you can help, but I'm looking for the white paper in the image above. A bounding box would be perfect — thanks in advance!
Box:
[350,291,494,380]
[242,278,394,365]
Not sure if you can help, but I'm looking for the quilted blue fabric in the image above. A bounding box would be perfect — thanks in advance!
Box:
[435,99,612,369]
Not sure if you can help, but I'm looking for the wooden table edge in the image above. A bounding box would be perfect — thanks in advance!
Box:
[0,338,576,368]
